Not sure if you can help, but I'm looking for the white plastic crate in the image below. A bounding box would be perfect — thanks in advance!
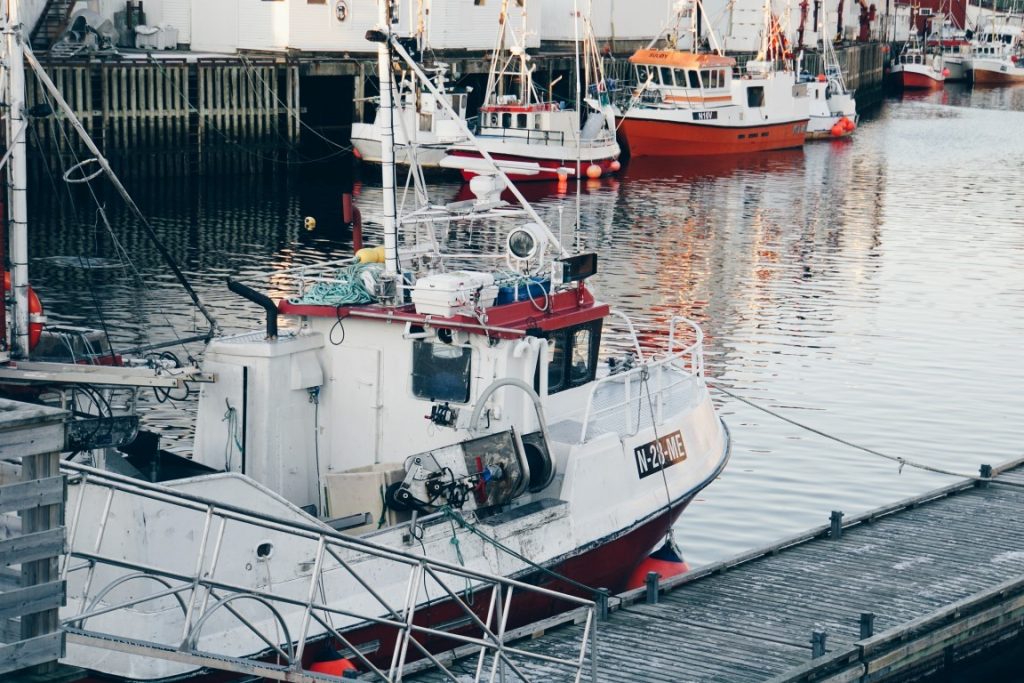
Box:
[411,271,498,317]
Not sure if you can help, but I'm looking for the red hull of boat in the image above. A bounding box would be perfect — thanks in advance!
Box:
[619,117,808,157]
[895,70,944,90]
[447,150,619,183]
[972,68,1024,84]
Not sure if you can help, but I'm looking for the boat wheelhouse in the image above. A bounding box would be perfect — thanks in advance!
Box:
[618,49,809,157]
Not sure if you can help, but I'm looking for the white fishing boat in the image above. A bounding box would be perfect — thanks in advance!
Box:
[442,0,621,182]
[1,2,729,681]
[927,20,971,82]
[967,24,1024,84]
[351,62,472,169]
[617,0,810,157]
[802,3,858,140]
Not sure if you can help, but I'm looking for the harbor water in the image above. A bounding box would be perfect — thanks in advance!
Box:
[27,82,1024,568]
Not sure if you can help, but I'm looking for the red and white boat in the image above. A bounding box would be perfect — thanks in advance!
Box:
[892,40,947,90]
[442,0,620,182]
[617,0,810,157]
[39,6,729,682]
[968,24,1024,84]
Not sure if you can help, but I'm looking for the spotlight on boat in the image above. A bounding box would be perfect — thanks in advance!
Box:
[365,29,388,43]
[507,223,546,272]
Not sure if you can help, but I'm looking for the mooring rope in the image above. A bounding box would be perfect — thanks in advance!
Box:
[709,383,1023,488]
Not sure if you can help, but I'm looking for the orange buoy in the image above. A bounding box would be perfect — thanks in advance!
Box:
[843,117,856,132]
[624,540,690,590]
[817,73,827,82]
[3,272,44,350]
[352,147,362,159]
[609,159,622,172]
[585,164,602,179]
[310,657,357,676]
[830,123,845,137]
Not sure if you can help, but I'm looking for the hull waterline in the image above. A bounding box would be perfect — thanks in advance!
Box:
[619,118,808,157]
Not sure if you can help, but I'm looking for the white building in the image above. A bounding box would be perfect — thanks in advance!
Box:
[46,0,540,54]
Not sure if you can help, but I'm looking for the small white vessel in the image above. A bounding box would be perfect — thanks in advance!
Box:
[802,3,858,140]
[442,0,621,182]
[351,62,472,169]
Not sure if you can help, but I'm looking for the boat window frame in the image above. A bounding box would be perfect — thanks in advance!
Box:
[532,319,603,396]
[411,339,475,405]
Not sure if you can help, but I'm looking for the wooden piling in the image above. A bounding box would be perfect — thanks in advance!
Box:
[0,400,68,678]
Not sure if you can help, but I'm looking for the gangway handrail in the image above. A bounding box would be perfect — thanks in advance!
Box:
[58,461,597,683]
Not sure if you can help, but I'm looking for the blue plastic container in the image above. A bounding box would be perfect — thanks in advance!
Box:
[495,277,550,305]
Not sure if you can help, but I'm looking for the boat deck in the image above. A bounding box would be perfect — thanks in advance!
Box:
[548,365,704,444]
[406,459,1024,681]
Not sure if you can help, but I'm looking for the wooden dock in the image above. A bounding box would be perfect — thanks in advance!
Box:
[406,458,1024,682]
[23,43,886,177]
[0,399,70,680]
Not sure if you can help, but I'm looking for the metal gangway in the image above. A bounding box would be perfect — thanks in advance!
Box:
[58,462,598,682]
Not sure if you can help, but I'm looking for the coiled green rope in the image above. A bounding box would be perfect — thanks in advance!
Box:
[290,263,380,306]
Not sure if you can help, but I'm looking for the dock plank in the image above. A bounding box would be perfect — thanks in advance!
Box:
[408,462,1024,682]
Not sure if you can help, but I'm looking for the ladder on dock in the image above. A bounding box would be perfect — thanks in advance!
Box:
[58,462,598,682]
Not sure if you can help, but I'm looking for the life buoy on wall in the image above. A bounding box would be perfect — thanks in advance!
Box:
[4,272,45,350]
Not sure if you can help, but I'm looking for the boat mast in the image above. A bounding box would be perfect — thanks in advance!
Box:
[377,0,400,278]
[3,0,29,359]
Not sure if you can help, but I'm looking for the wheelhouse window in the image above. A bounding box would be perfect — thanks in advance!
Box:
[660,67,674,86]
[411,341,472,404]
[688,70,700,88]
[533,320,603,395]
[674,68,687,87]
[517,113,527,128]
[700,70,711,88]
[747,86,765,107]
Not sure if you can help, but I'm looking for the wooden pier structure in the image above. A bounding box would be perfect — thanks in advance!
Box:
[0,400,69,680]
[22,43,886,177]
[407,458,1024,682]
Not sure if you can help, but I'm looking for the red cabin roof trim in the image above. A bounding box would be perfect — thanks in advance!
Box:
[277,287,609,340]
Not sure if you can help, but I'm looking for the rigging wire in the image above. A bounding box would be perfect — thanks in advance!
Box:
[25,46,220,337]
[25,81,195,360]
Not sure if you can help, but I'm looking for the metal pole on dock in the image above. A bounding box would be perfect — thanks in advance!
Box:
[375,0,400,279]
[3,0,30,358]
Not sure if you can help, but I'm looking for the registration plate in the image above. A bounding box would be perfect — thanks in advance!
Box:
[634,431,687,479]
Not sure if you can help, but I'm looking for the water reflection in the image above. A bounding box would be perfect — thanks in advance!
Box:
[24,93,1024,565]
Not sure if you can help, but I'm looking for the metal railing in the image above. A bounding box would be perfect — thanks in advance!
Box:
[478,126,567,147]
[578,316,704,444]
[59,462,597,682]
